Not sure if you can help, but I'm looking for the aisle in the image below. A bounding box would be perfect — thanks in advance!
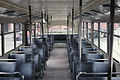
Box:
[43,45,71,80]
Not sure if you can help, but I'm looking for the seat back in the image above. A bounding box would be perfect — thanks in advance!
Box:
[82,53,103,61]
[33,53,41,72]
[0,61,35,80]
[0,77,21,80]
[83,48,96,52]
[0,62,17,72]
[9,53,32,60]
[16,61,35,80]
[18,47,32,54]
[80,62,109,73]
[9,54,26,60]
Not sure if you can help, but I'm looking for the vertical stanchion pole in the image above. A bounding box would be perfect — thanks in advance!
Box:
[47,14,49,35]
[108,0,115,80]
[41,11,44,39]
[47,14,50,57]
[29,6,32,45]
[91,22,94,44]
[83,22,84,37]
[67,15,69,42]
[14,23,16,49]
[34,23,36,40]
[98,22,100,48]
[86,22,88,41]
[1,23,4,56]
[72,8,74,47]
[69,13,71,43]
[107,23,110,55]
[78,0,82,64]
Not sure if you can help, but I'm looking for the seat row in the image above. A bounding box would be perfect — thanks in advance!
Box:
[66,35,120,80]
[0,35,54,80]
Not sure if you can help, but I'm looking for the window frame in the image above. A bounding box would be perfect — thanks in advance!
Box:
[0,23,23,56]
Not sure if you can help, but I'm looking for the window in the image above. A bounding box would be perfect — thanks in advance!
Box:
[16,31,23,47]
[27,31,30,44]
[1,23,23,55]
[4,23,14,33]
[113,23,120,62]
[94,23,98,46]
[4,23,14,53]
[16,23,22,31]
[88,23,91,41]
[100,23,107,52]
[32,24,35,38]
[16,23,23,47]
[49,25,72,34]
[32,30,35,38]
[36,23,41,37]
[83,23,86,38]
[5,33,14,53]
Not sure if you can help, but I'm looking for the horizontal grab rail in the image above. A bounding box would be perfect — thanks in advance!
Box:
[0,59,33,61]
[83,51,99,53]
[86,59,109,61]
[20,46,32,48]
[76,72,120,80]
[0,72,24,80]
[11,51,27,53]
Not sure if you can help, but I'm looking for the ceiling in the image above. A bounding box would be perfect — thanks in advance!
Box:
[0,0,93,21]
[0,0,120,23]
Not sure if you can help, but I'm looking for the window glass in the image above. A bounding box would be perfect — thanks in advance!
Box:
[113,23,120,62]
[94,23,98,46]
[88,23,91,29]
[88,23,91,41]
[16,23,22,31]
[49,25,72,34]
[5,33,14,53]
[16,31,23,47]
[114,23,120,35]
[113,36,120,62]
[100,23,107,52]
[94,23,98,30]
[0,36,1,56]
[100,23,107,32]
[84,23,86,38]
[31,30,35,38]
[27,31,30,45]
[4,23,14,33]
[36,23,41,37]
[32,24,34,29]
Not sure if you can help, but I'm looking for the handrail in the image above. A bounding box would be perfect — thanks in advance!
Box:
[20,46,32,48]
[86,59,109,61]
[83,51,98,53]
[0,72,24,80]
[0,59,33,62]
[11,51,26,53]
[76,72,120,80]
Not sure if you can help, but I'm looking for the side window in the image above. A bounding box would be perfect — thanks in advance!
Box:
[94,23,98,46]
[16,23,23,47]
[100,23,107,52]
